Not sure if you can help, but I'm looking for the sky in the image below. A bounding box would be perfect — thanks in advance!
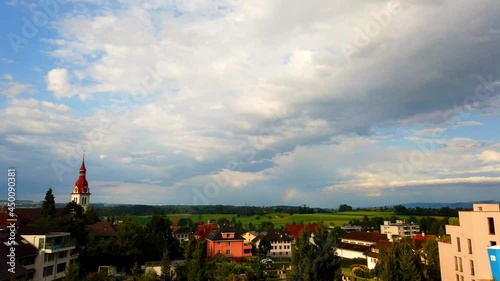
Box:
[1,0,500,208]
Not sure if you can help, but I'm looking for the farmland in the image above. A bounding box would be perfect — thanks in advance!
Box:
[129,211,435,228]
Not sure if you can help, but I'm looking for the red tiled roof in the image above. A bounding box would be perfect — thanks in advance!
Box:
[89,221,117,237]
[193,224,218,240]
[285,224,319,239]
[341,231,388,243]
[413,234,438,241]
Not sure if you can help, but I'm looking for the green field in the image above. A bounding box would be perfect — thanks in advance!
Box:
[129,211,433,228]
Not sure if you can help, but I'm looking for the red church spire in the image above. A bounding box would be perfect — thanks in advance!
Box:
[72,154,90,194]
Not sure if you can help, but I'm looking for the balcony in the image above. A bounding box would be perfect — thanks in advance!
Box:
[41,241,76,253]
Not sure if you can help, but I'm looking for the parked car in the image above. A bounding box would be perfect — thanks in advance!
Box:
[260,258,274,264]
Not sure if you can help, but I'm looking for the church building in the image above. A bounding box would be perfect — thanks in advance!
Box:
[71,156,91,211]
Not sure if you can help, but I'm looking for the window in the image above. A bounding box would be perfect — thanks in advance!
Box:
[491,241,497,246]
[461,276,464,281]
[57,263,66,273]
[468,239,472,254]
[226,250,230,255]
[227,242,231,246]
[226,234,230,238]
[43,266,54,277]
[457,237,461,252]
[58,251,68,259]
[456,274,459,281]
[285,252,288,255]
[44,253,54,262]
[459,257,463,272]
[218,250,221,254]
[218,242,221,246]
[489,217,496,234]
[470,260,475,276]
[454,256,458,271]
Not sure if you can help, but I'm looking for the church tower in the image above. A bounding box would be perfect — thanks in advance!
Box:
[71,156,91,211]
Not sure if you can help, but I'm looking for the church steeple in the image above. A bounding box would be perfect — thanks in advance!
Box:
[71,154,91,210]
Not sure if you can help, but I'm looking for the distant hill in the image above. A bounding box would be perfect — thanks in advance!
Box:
[401,200,499,209]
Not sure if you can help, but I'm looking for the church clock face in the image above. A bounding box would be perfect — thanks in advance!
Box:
[74,187,78,193]
[83,187,88,193]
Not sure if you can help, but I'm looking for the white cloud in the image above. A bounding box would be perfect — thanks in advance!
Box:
[478,150,500,163]
[46,68,80,99]
[0,83,36,98]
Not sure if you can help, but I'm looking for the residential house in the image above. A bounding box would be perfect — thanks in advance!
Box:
[206,224,252,260]
[88,221,118,239]
[13,208,65,226]
[336,231,388,260]
[241,231,260,244]
[171,226,192,242]
[266,231,293,259]
[364,237,433,269]
[439,203,500,281]
[19,227,78,281]
[192,224,218,241]
[0,231,39,281]
[380,220,420,238]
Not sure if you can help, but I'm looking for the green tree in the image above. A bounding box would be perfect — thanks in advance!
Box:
[258,236,272,256]
[338,204,352,212]
[361,215,371,231]
[376,241,423,281]
[64,201,85,219]
[41,188,56,219]
[85,207,101,224]
[65,261,81,281]
[289,223,341,281]
[422,239,441,281]
[160,248,172,281]
[186,239,206,281]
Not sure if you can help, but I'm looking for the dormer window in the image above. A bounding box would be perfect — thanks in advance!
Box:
[74,187,78,193]
[226,234,230,238]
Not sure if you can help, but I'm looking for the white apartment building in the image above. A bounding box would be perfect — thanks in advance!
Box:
[380,220,420,238]
[20,228,77,281]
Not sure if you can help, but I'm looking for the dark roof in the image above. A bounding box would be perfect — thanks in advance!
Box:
[206,224,244,241]
[363,240,393,258]
[89,221,117,237]
[14,208,65,225]
[18,226,64,235]
[0,247,30,281]
[265,231,293,243]
[341,231,388,243]
[285,224,319,239]
[0,231,38,258]
[337,242,371,253]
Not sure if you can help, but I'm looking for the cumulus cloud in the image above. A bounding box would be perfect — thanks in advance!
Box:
[2,0,500,206]
[46,68,82,99]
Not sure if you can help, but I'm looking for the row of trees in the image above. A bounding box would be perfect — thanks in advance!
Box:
[94,204,327,217]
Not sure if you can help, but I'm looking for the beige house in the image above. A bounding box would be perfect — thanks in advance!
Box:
[439,203,500,281]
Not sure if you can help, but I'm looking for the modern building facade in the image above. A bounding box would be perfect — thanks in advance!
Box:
[380,220,420,238]
[439,203,500,281]
[19,227,77,281]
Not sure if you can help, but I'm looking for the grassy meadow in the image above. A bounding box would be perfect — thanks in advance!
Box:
[129,210,433,228]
